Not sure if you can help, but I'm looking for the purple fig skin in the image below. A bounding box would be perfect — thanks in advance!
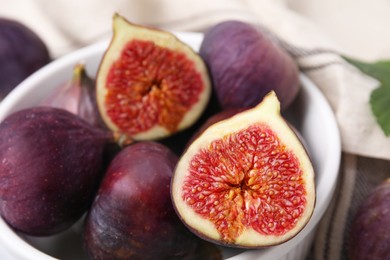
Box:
[349,178,390,260]
[0,107,113,236]
[0,18,51,99]
[41,63,106,130]
[199,20,300,111]
[84,142,203,260]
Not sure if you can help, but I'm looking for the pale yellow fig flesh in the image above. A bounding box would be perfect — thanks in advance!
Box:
[96,14,211,140]
[171,91,315,248]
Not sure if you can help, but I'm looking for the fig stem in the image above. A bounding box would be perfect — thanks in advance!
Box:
[72,62,95,90]
[113,131,135,147]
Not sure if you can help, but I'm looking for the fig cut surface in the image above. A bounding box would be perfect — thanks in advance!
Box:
[171,91,315,248]
[96,14,211,141]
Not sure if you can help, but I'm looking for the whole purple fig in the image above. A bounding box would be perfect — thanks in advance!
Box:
[349,178,390,260]
[41,63,106,129]
[0,18,51,99]
[84,142,221,260]
[199,20,300,111]
[0,107,114,236]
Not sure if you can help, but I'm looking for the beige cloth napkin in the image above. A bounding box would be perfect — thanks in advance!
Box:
[1,0,390,259]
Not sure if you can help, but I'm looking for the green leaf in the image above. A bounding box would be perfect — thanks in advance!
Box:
[342,56,390,136]
[343,56,390,84]
[370,85,390,136]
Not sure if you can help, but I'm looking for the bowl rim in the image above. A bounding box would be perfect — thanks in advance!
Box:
[0,32,341,260]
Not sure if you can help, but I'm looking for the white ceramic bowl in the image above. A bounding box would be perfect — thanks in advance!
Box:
[0,32,341,260]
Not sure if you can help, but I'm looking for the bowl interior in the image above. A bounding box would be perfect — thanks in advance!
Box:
[0,32,341,260]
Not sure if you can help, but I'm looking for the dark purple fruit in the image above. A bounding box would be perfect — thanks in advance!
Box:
[349,178,390,260]
[84,141,221,260]
[0,107,113,236]
[199,20,300,111]
[0,18,51,99]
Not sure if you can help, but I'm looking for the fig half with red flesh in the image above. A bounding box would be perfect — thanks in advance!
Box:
[96,14,211,141]
[171,91,315,248]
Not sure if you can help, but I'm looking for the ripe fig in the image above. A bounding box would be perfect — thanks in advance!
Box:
[96,14,211,141]
[199,20,300,111]
[84,142,221,259]
[348,178,390,260]
[0,18,51,99]
[41,63,106,129]
[0,107,114,236]
[171,91,315,248]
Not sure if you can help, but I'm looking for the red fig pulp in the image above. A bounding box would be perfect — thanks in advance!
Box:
[95,14,211,141]
[171,92,315,248]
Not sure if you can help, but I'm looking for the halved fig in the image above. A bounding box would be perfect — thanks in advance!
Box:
[171,91,315,248]
[96,14,211,141]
